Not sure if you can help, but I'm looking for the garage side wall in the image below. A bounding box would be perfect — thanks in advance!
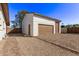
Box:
[22,14,33,36]
[33,16,56,36]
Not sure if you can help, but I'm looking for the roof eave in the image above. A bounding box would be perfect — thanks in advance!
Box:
[1,3,10,26]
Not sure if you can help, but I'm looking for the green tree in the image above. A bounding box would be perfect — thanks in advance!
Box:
[73,24,79,28]
[66,24,73,28]
[15,10,29,28]
[11,20,17,29]
[61,23,65,28]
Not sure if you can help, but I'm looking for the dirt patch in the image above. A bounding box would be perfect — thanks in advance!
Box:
[3,37,21,56]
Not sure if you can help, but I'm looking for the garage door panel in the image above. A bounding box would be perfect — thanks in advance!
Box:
[38,24,53,35]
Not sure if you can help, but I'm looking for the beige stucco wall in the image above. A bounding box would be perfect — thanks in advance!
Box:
[22,14,33,36]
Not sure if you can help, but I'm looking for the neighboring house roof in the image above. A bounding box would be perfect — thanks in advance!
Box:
[1,3,10,26]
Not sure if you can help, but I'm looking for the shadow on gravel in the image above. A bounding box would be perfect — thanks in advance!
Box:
[2,38,21,56]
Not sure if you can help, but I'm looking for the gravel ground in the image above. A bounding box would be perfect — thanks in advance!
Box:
[38,34,79,55]
[0,34,78,56]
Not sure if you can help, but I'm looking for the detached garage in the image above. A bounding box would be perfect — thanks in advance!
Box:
[22,13,61,36]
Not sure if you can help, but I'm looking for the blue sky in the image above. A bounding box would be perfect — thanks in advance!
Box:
[8,3,79,25]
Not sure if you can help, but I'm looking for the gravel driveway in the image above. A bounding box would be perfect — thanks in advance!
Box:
[0,34,78,56]
[38,34,79,55]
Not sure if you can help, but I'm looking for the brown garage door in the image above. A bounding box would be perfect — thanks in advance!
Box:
[38,24,54,36]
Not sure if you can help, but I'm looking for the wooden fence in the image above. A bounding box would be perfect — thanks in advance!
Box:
[67,27,79,33]
[61,27,79,33]
[9,28,22,33]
